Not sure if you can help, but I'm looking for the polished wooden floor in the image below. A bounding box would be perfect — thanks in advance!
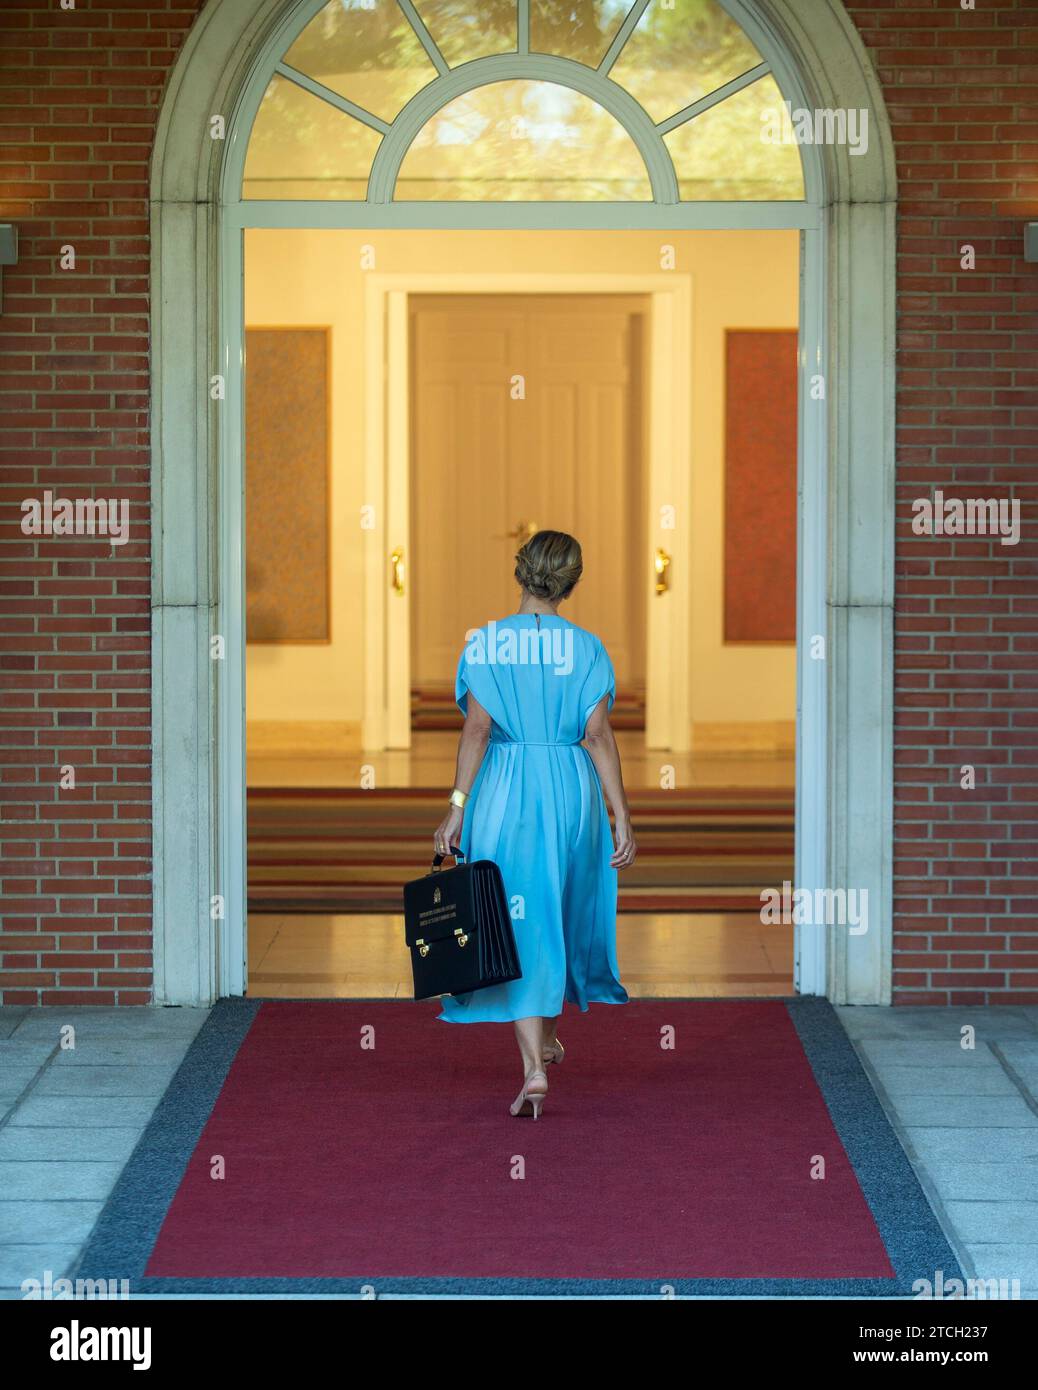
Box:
[247,730,796,792]
[246,732,796,1000]
[248,911,794,999]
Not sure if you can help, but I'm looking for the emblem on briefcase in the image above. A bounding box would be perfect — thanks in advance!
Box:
[433,885,442,904]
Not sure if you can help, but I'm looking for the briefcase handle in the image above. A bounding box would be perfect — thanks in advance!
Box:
[430,844,466,872]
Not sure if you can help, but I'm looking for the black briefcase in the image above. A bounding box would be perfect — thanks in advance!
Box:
[403,846,521,1001]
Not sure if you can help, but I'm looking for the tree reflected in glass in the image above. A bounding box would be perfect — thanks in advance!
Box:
[396,80,652,200]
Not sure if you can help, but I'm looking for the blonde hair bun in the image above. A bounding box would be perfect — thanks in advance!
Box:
[514,530,583,602]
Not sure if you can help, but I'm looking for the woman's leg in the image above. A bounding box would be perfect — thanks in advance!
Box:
[541,1014,559,1057]
[514,1017,546,1079]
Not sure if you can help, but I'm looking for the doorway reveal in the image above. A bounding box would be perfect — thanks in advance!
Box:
[149,0,898,1006]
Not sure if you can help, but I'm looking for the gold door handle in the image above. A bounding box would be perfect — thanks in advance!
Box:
[390,546,405,596]
[503,519,538,544]
[654,548,671,595]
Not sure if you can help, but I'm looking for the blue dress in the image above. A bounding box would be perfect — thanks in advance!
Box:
[438,613,629,1024]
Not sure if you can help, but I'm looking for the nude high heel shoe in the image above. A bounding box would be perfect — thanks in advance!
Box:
[542,1037,565,1067]
[510,1069,548,1119]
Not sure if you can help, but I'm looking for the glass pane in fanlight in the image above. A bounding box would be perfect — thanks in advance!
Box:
[610,0,764,124]
[529,0,630,67]
[664,75,805,200]
[395,80,651,200]
[243,74,383,200]
[412,0,517,65]
[282,0,437,123]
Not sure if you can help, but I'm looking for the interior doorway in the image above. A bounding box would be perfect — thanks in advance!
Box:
[365,265,694,753]
[242,227,799,1001]
[409,292,647,727]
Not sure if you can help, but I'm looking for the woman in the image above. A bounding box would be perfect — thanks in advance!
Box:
[433,529,636,1120]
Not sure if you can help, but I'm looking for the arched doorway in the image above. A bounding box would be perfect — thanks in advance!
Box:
[150,0,896,1006]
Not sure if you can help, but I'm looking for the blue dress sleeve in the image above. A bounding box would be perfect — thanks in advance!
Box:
[455,628,510,733]
[579,636,616,735]
[455,637,479,715]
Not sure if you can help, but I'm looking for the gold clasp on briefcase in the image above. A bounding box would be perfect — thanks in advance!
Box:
[455,929,469,947]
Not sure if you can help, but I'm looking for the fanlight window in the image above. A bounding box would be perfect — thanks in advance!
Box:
[397,82,653,201]
[242,0,805,202]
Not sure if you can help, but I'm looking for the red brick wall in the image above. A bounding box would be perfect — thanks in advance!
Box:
[845,0,1038,1004]
[0,0,204,1004]
[1,0,1035,1004]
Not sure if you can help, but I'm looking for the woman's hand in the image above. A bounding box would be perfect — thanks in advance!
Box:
[433,805,465,859]
[611,815,637,869]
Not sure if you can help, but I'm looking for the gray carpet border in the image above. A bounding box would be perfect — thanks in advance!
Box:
[73,996,964,1297]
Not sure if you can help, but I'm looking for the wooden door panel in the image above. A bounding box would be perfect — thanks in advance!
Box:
[412,375,510,679]
[569,384,635,678]
[411,294,646,690]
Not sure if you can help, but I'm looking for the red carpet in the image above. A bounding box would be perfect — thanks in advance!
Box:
[146,1000,892,1281]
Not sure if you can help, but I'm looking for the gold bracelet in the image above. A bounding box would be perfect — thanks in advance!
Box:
[449,788,468,809]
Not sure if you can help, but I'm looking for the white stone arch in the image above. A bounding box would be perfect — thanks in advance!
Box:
[150,0,896,1005]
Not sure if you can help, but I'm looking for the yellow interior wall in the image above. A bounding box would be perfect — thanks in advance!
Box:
[244,228,799,731]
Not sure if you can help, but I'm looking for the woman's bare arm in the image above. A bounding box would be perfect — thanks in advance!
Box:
[583,695,637,869]
[433,693,492,855]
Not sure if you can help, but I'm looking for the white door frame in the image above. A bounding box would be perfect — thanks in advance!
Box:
[363,272,693,754]
[149,0,896,1006]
